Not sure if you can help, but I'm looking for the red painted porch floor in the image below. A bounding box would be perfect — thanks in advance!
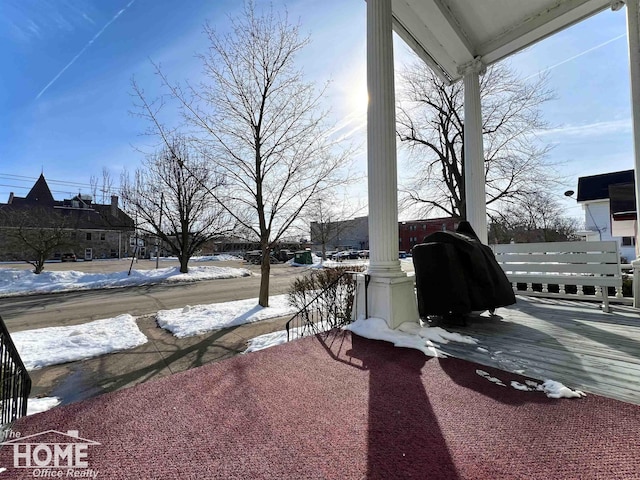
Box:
[1,330,639,479]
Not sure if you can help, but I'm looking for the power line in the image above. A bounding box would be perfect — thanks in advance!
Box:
[0,174,123,197]
[0,173,101,190]
[0,183,91,196]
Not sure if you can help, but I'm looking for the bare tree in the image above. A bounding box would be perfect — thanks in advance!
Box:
[397,60,558,220]
[0,207,77,274]
[100,167,114,204]
[89,175,99,200]
[154,2,353,306]
[89,168,114,204]
[120,136,233,273]
[489,191,580,243]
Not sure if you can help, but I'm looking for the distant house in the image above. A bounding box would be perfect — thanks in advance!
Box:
[576,169,636,261]
[0,174,135,261]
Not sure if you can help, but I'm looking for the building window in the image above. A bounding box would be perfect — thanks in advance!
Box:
[622,236,636,246]
[86,232,92,241]
[100,232,106,241]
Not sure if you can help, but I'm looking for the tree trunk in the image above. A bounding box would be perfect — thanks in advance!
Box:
[179,255,189,273]
[258,247,271,307]
[33,254,46,274]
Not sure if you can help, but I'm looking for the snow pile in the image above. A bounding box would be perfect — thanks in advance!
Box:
[476,369,506,387]
[344,317,479,357]
[27,397,61,416]
[157,294,298,338]
[511,381,533,392]
[0,265,250,297]
[397,322,478,345]
[345,317,586,401]
[508,378,586,399]
[157,254,242,262]
[164,266,250,283]
[472,373,587,399]
[12,315,148,370]
[540,380,586,398]
[244,320,337,353]
[245,329,291,353]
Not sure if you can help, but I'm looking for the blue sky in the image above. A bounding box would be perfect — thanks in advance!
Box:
[0,1,634,221]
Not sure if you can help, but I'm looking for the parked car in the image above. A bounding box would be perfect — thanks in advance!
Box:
[277,249,295,262]
[244,250,280,264]
[60,252,77,262]
[331,251,347,260]
[331,250,360,261]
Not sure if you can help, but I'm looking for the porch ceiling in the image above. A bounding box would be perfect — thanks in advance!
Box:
[392,0,614,83]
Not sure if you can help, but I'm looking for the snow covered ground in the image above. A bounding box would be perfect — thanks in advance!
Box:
[157,294,297,338]
[26,397,61,416]
[0,264,250,297]
[12,315,148,370]
[158,254,242,262]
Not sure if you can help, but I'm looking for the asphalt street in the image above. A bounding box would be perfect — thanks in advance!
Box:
[0,259,310,332]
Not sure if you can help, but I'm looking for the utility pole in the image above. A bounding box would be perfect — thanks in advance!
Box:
[156,192,164,269]
[128,212,138,276]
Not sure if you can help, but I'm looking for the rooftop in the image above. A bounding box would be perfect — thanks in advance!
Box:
[576,169,635,202]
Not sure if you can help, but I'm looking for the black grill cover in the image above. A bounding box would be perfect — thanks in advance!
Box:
[412,222,516,317]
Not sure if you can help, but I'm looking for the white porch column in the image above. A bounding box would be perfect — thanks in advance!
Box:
[625,0,640,257]
[459,58,488,244]
[356,0,418,328]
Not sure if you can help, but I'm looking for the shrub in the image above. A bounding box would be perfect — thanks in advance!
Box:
[288,266,365,328]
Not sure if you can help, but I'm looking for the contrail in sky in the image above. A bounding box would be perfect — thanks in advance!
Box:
[35,0,136,100]
[524,33,626,80]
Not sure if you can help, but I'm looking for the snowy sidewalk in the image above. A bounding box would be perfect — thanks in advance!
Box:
[27,311,294,405]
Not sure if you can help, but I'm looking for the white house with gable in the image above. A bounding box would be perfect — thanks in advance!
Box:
[576,170,637,262]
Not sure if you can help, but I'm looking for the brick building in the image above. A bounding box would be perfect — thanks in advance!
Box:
[311,215,458,253]
[398,217,459,252]
[0,174,135,261]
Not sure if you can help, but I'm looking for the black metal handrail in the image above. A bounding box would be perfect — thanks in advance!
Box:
[0,316,31,424]
[285,269,361,341]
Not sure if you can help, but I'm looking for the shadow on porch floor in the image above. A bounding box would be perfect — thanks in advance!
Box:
[430,295,640,405]
[2,328,639,479]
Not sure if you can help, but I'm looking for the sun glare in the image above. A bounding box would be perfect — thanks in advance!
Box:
[347,80,369,117]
